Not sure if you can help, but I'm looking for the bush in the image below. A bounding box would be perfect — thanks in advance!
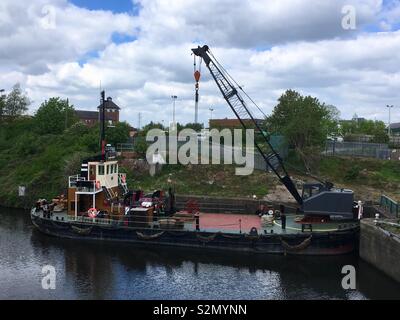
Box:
[344,165,361,181]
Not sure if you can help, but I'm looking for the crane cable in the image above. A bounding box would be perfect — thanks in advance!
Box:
[194,55,203,74]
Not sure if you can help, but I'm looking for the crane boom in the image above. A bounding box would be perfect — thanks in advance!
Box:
[192,45,303,205]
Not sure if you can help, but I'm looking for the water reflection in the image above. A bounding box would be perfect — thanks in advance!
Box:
[0,207,399,300]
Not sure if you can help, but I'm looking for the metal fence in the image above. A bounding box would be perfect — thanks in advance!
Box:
[380,195,399,218]
[134,135,287,171]
[324,140,391,160]
[116,143,135,152]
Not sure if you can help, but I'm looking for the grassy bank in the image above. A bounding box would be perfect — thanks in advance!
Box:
[0,118,99,208]
[287,154,400,202]
[126,164,271,199]
[1,118,399,208]
[125,156,400,203]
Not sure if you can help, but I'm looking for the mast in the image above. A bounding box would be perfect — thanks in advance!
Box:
[100,90,106,161]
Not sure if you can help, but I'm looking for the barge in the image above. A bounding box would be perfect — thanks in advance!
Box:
[30,144,360,256]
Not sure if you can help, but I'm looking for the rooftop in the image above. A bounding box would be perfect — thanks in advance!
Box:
[75,110,98,120]
[389,122,400,129]
[97,97,121,110]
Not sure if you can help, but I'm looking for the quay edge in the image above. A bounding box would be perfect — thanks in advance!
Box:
[360,219,400,283]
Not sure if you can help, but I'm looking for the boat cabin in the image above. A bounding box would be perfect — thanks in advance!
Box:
[67,156,128,219]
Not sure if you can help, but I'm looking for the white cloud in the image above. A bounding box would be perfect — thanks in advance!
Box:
[1,0,400,127]
[0,0,137,74]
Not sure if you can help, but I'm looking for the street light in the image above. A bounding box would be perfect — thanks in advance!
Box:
[387,105,395,137]
[171,95,178,125]
[209,107,214,120]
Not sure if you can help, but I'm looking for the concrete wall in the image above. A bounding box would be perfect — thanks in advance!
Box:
[360,219,400,283]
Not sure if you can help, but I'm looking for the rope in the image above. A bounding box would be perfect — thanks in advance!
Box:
[71,225,92,235]
[220,233,242,239]
[136,231,165,240]
[280,235,312,252]
[196,233,218,243]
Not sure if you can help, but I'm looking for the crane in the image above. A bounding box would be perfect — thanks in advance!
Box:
[192,45,356,220]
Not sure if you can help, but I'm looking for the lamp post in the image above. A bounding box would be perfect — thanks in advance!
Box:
[209,107,214,120]
[171,95,178,125]
[387,105,394,137]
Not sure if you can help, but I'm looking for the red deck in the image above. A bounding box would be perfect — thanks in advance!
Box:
[197,213,261,233]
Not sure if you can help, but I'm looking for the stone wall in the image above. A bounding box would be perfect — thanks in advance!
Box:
[360,219,400,283]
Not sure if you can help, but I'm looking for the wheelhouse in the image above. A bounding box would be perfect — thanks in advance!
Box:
[68,156,128,220]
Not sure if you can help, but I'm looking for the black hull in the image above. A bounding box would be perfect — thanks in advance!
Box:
[31,214,359,256]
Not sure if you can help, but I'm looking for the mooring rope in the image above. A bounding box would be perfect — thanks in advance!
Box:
[280,235,312,251]
[136,231,165,240]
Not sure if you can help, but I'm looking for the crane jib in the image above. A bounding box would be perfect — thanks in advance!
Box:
[191,45,304,206]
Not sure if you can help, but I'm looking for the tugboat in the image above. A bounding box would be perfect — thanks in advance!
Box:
[31,48,362,256]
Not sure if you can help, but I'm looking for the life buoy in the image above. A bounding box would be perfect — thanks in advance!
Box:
[96,181,101,190]
[88,208,98,218]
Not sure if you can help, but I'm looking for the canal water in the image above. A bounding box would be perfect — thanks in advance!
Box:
[1,207,400,300]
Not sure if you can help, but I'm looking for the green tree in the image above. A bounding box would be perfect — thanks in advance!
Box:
[267,90,339,170]
[0,89,6,122]
[106,121,131,146]
[34,97,78,134]
[340,119,388,143]
[139,122,165,136]
[182,123,204,132]
[4,84,30,119]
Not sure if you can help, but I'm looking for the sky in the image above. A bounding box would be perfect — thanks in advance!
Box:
[1,0,400,128]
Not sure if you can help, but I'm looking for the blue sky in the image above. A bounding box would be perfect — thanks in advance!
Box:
[70,0,140,14]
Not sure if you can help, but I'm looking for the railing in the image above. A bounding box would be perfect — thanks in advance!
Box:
[380,195,399,217]
[69,175,101,193]
[68,215,118,226]
[117,143,135,152]
[324,140,391,160]
[69,175,85,188]
[66,215,197,232]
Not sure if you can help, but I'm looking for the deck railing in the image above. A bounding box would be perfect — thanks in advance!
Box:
[380,195,399,218]
[69,175,85,188]
[69,175,101,193]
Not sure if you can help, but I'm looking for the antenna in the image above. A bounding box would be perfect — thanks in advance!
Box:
[100,90,106,160]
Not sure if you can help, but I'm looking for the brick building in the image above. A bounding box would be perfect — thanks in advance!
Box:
[75,97,120,126]
[209,118,264,130]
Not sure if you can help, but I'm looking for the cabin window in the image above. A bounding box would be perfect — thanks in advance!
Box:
[110,164,114,174]
[106,165,110,175]
[98,165,104,176]
[115,164,118,173]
